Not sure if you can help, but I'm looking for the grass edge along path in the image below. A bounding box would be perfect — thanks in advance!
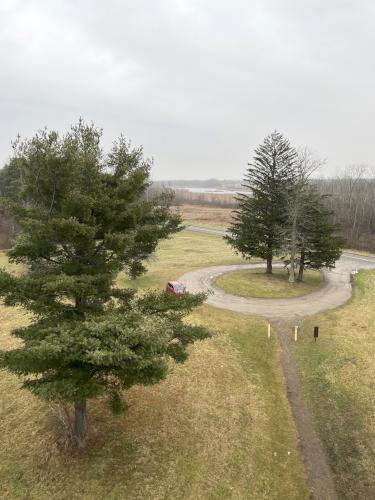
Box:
[274,321,338,500]
[293,270,375,499]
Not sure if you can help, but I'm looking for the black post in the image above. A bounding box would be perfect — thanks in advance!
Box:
[314,326,319,342]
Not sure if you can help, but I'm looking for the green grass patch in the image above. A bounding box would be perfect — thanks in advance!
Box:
[215,268,323,298]
[294,270,375,499]
[117,230,244,289]
[0,232,309,499]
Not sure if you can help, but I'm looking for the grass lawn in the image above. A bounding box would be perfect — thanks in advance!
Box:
[117,230,244,290]
[294,270,375,499]
[215,268,324,299]
[0,233,309,499]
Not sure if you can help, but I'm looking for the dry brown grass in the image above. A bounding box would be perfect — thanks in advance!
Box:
[172,204,234,230]
[0,236,309,499]
[0,305,309,499]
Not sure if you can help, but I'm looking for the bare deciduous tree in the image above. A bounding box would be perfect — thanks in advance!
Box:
[283,150,324,282]
[316,165,375,251]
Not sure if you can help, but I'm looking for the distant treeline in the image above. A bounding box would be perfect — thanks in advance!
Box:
[314,167,375,251]
[172,189,238,208]
[150,180,240,207]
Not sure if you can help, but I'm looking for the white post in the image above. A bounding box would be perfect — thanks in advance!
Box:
[268,323,271,339]
[294,326,298,342]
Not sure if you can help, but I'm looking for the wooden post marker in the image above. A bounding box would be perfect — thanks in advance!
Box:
[294,326,298,342]
[268,323,271,339]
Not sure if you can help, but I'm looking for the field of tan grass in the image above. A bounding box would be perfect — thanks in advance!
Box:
[172,204,234,230]
[0,232,310,499]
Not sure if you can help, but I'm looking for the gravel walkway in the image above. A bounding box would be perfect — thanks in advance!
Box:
[179,261,359,320]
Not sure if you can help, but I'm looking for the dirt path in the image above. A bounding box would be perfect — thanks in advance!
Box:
[274,320,338,500]
[179,257,375,499]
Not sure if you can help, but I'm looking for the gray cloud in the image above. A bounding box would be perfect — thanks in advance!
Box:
[1,0,374,178]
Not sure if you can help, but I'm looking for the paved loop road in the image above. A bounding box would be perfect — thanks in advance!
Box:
[183,226,375,320]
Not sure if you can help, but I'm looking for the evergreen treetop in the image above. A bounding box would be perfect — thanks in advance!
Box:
[226,131,298,272]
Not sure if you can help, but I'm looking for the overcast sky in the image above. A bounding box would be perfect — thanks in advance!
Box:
[1,0,374,179]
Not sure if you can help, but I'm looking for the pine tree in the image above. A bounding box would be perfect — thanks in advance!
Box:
[226,131,297,273]
[297,192,343,280]
[0,120,211,448]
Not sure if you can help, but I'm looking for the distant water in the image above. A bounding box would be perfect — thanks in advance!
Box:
[173,187,249,195]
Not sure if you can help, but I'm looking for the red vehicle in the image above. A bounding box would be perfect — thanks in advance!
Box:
[165,281,188,295]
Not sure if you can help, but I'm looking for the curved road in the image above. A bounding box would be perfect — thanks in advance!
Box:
[183,225,375,320]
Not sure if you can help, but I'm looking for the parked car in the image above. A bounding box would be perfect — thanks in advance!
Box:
[165,281,188,295]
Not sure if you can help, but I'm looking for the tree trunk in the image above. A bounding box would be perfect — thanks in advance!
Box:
[266,256,272,274]
[298,249,305,281]
[289,197,299,283]
[289,217,296,283]
[74,399,87,448]
[289,257,295,283]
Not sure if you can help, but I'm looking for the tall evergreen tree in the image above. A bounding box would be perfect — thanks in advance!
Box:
[226,131,297,273]
[0,121,211,448]
[297,191,343,281]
